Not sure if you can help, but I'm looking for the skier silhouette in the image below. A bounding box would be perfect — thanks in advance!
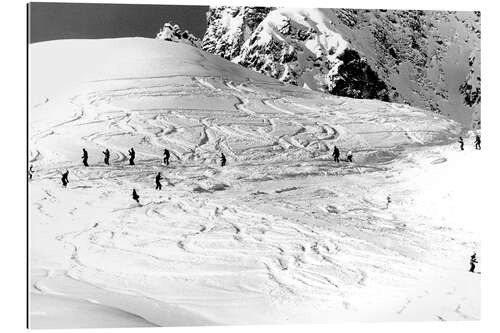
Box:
[333,146,340,163]
[220,152,227,167]
[61,170,69,187]
[469,252,478,273]
[82,148,89,167]
[103,149,110,165]
[346,150,353,162]
[458,137,464,151]
[474,135,481,150]
[128,148,135,165]
[163,149,170,166]
[155,172,162,190]
[28,164,34,180]
[132,189,140,203]
[386,194,391,209]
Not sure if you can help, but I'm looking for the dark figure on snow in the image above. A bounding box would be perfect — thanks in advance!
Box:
[28,164,34,180]
[103,149,110,165]
[128,148,135,166]
[163,149,170,165]
[132,189,140,203]
[386,194,392,209]
[61,170,69,187]
[346,150,353,163]
[155,172,162,190]
[220,152,227,167]
[82,148,89,167]
[333,146,340,163]
[475,135,481,150]
[458,137,464,151]
[469,253,478,273]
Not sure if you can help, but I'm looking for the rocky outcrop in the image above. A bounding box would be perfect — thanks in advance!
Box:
[202,7,272,60]
[201,7,481,128]
[156,22,201,48]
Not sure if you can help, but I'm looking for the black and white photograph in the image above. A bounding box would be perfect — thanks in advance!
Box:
[27,0,485,329]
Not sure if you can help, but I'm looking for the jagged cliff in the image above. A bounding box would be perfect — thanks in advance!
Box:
[200,7,480,128]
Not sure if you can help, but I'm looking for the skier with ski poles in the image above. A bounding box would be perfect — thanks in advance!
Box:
[103,149,110,165]
[61,170,69,187]
[129,148,135,165]
[333,146,340,163]
[220,152,227,167]
[82,148,89,167]
[458,137,464,151]
[155,172,162,190]
[474,135,481,150]
[346,150,353,162]
[163,149,170,166]
[132,189,140,203]
[28,164,34,180]
[469,252,478,273]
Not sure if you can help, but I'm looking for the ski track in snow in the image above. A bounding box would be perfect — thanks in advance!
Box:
[29,38,479,327]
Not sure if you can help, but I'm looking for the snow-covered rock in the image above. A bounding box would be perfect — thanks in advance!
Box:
[202,8,481,128]
[202,6,272,60]
[156,22,201,48]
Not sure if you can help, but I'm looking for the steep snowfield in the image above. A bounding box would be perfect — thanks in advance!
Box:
[29,38,478,328]
[201,8,480,128]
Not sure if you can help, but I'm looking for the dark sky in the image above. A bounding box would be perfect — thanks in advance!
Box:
[29,2,209,43]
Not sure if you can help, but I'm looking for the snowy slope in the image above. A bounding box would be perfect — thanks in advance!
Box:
[29,38,478,328]
[201,8,481,129]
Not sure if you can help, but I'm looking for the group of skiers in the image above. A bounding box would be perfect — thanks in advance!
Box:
[54,147,229,204]
[77,147,227,169]
[50,144,380,209]
[31,134,483,195]
[332,146,353,163]
[465,139,480,272]
[36,134,476,195]
[81,147,136,167]
[28,138,481,273]
[458,134,481,151]
[131,171,162,205]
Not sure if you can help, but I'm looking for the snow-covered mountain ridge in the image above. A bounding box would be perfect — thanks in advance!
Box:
[199,7,480,128]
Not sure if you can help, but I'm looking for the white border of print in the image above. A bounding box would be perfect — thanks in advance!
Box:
[3,0,498,332]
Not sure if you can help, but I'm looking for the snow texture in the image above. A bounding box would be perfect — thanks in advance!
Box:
[29,38,479,328]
